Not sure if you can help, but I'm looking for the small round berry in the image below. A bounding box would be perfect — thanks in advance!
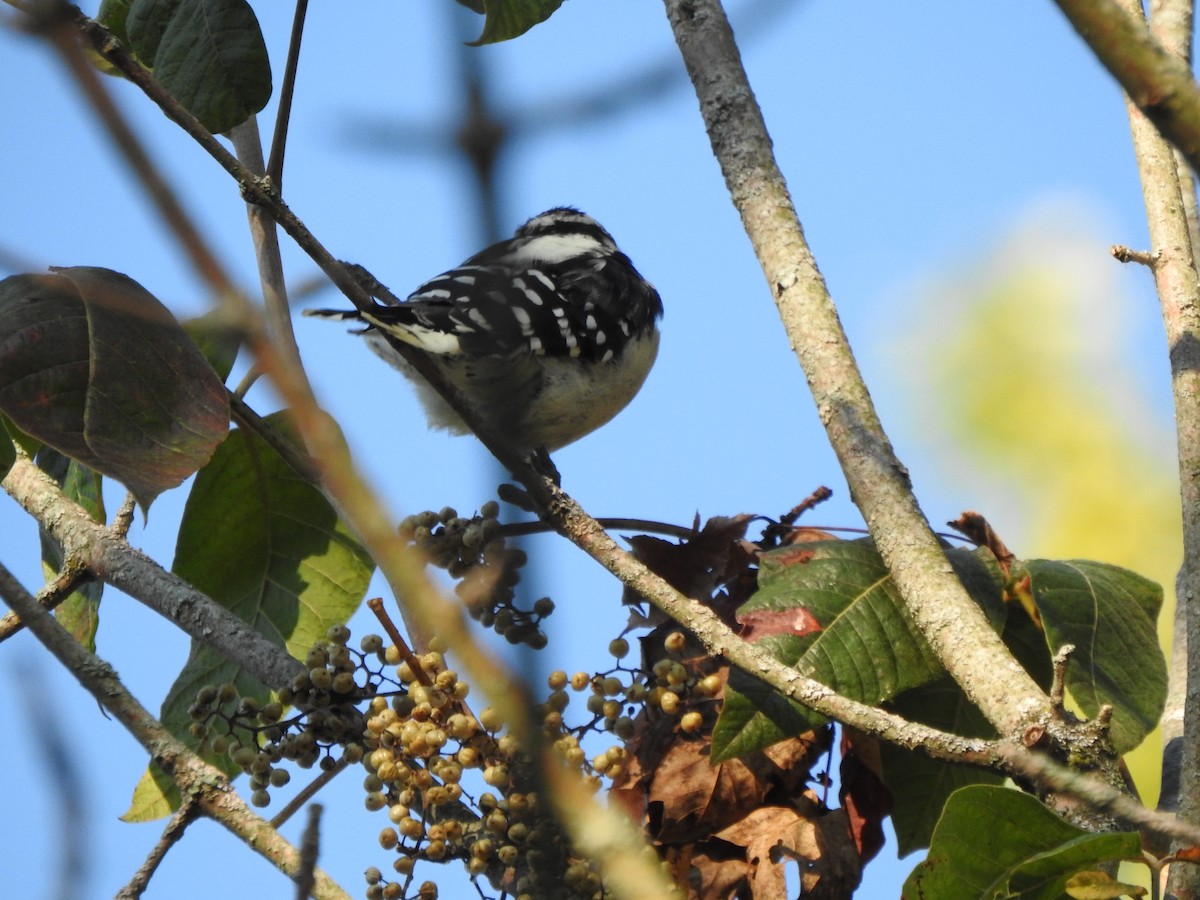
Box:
[361,633,384,654]
[664,630,687,653]
[498,844,519,865]
[609,637,630,659]
[483,764,509,788]
[680,711,705,733]
[479,706,504,732]
[251,789,270,807]
[364,791,387,811]
[398,816,423,839]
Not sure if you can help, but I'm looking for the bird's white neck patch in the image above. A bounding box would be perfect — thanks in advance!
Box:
[515,232,605,265]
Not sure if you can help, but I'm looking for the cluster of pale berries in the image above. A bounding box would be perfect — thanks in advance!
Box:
[399,502,554,649]
[186,568,722,898]
[188,623,393,807]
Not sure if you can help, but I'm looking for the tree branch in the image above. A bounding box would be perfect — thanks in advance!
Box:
[1053,0,1200,176]
[659,0,1049,738]
[115,799,199,900]
[0,561,351,900]
[1,453,304,691]
[1110,0,1200,886]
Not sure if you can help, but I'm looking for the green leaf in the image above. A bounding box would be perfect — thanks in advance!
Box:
[183,309,241,382]
[747,540,945,696]
[879,676,1002,856]
[124,412,373,819]
[0,417,15,482]
[0,413,40,458]
[0,268,229,509]
[36,448,105,652]
[713,633,821,763]
[1020,559,1166,753]
[903,785,1142,900]
[126,0,271,133]
[97,0,134,47]
[713,541,1006,760]
[468,0,567,45]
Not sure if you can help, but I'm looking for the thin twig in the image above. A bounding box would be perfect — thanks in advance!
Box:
[1111,244,1159,266]
[267,0,309,187]
[367,598,432,687]
[229,118,304,375]
[0,557,90,643]
[111,492,136,538]
[115,798,199,900]
[1049,644,1076,713]
[270,760,348,829]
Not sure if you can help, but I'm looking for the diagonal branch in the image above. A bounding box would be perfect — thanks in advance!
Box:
[659,0,1049,739]
[1053,0,1200,176]
[0,561,351,900]
[1,452,304,691]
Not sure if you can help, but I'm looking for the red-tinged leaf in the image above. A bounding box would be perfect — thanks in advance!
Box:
[715,541,1007,761]
[839,730,892,864]
[737,604,822,640]
[0,268,229,509]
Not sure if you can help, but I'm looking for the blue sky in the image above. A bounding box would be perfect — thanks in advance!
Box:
[0,1,1179,897]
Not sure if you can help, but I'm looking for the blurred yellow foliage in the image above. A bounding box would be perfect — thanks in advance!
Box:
[885,205,1180,806]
